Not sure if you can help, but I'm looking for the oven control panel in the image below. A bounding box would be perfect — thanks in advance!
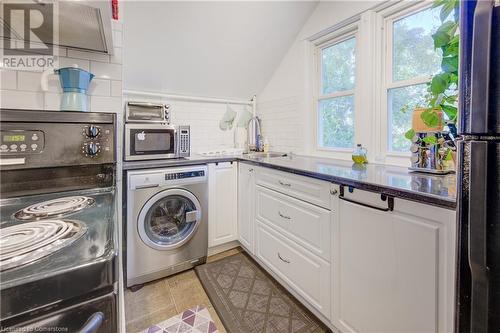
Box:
[81,125,112,158]
[0,110,116,169]
[0,130,44,154]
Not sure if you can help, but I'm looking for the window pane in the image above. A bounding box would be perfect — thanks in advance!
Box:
[321,37,356,94]
[393,7,443,81]
[318,95,354,149]
[388,84,427,152]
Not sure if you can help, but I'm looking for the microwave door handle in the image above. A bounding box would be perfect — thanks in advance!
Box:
[470,0,493,134]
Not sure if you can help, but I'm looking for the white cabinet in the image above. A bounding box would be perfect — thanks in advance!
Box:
[333,186,456,333]
[208,162,238,247]
[256,221,331,318]
[238,163,255,253]
[256,185,331,261]
[256,167,332,209]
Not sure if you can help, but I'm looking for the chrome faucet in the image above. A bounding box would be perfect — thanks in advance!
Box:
[247,116,262,152]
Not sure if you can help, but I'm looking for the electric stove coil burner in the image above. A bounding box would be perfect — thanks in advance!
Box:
[13,196,95,221]
[0,220,87,271]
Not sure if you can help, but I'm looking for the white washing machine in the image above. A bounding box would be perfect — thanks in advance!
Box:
[126,165,208,287]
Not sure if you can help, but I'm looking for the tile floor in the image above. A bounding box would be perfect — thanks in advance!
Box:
[125,247,243,333]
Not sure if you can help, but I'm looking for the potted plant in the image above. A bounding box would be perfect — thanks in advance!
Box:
[404,0,459,168]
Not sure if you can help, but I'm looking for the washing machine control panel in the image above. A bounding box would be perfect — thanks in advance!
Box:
[165,170,205,180]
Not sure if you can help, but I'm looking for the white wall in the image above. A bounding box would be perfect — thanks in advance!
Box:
[122,1,317,100]
[122,1,317,154]
[257,1,383,154]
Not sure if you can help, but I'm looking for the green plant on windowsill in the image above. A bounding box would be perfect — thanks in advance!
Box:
[404,0,460,156]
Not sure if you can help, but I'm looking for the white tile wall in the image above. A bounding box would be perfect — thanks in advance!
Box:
[0,21,123,114]
[258,96,300,153]
[124,93,251,154]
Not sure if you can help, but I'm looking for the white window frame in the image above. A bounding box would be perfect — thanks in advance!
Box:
[312,22,360,159]
[377,0,436,166]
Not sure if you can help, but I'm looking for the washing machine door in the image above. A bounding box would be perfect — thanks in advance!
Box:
[137,189,202,250]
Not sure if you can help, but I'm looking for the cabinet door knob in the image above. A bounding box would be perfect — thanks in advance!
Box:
[278,180,291,187]
[277,252,291,264]
[278,211,291,220]
[249,168,254,172]
[330,189,338,195]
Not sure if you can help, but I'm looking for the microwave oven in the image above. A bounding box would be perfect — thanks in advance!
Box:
[124,123,190,161]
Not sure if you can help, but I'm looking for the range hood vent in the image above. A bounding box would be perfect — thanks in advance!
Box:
[1,1,114,54]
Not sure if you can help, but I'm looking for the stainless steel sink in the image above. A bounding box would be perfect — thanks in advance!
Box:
[243,152,288,159]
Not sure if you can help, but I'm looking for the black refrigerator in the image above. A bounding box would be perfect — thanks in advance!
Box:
[456,0,500,332]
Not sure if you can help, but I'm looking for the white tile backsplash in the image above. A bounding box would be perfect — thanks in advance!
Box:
[43,92,62,110]
[90,96,122,112]
[0,70,17,90]
[90,61,122,80]
[88,79,111,96]
[113,30,123,48]
[124,93,248,153]
[258,97,300,153]
[0,90,44,109]
[17,71,43,92]
[67,49,110,63]
[0,25,123,114]
[111,81,122,97]
[110,47,123,64]
[58,57,90,71]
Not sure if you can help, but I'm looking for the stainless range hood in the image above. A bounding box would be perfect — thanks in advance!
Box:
[1,0,114,54]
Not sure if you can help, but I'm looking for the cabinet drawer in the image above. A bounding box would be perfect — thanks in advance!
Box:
[256,221,331,318]
[256,167,331,209]
[256,186,331,261]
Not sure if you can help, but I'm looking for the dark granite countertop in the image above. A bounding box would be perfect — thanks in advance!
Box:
[123,153,457,209]
[122,155,238,170]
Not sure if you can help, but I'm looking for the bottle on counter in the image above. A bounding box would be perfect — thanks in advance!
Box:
[263,138,270,153]
[352,144,368,164]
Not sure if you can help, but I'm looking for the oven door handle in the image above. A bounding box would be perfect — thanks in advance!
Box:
[79,312,105,333]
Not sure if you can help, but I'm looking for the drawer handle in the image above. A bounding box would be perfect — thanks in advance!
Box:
[278,180,291,187]
[339,185,394,212]
[278,211,291,220]
[278,252,291,264]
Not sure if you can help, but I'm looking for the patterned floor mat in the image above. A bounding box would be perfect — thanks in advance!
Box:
[140,305,218,333]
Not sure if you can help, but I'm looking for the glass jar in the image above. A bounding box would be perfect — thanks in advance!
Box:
[352,144,368,164]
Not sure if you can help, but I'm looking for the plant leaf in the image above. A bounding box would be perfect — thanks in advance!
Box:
[421,109,441,127]
[441,56,458,73]
[442,42,459,57]
[422,136,438,145]
[436,21,457,34]
[445,149,453,161]
[405,129,416,140]
[432,0,447,8]
[440,1,455,21]
[433,31,451,48]
[431,73,450,95]
[441,104,458,120]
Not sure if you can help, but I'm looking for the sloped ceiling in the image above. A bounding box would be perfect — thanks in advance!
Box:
[123,1,318,100]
